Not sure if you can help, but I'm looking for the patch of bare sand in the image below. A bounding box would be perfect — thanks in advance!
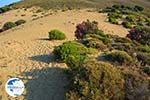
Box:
[0,9,128,100]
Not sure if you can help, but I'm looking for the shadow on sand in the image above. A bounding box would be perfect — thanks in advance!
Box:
[20,53,68,100]
[29,53,56,64]
[22,67,68,100]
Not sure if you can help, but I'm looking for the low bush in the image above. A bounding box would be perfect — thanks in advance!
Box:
[84,38,107,51]
[124,71,149,100]
[108,17,119,24]
[0,6,11,13]
[84,34,111,45]
[3,22,16,30]
[127,27,150,45]
[108,13,122,19]
[53,41,88,67]
[75,20,99,39]
[105,50,133,65]
[49,29,66,40]
[66,60,125,100]
[125,15,136,22]
[137,45,150,53]
[122,21,133,28]
[15,19,26,26]
[134,5,144,12]
[136,52,150,65]
[143,66,150,76]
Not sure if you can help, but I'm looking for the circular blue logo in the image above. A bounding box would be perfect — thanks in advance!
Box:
[5,78,25,97]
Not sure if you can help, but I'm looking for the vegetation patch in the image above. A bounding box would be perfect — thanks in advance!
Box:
[2,22,16,30]
[53,41,88,68]
[104,50,133,65]
[66,60,125,100]
[15,19,26,26]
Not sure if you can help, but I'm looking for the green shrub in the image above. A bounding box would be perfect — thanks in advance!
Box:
[137,45,150,53]
[3,22,16,30]
[49,29,66,40]
[108,17,119,24]
[125,15,136,22]
[122,21,133,28]
[53,41,88,67]
[105,50,133,65]
[108,13,122,19]
[15,19,26,26]
[66,60,125,100]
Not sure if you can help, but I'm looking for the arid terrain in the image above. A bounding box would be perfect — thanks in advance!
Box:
[0,8,129,100]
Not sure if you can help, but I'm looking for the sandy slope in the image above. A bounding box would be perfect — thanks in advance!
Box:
[0,8,128,100]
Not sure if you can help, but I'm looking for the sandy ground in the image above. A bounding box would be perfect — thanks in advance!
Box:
[0,8,128,100]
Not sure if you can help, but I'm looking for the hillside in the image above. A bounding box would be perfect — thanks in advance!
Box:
[13,0,150,10]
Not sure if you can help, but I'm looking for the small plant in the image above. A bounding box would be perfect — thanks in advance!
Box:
[75,20,99,39]
[143,66,150,76]
[108,17,119,24]
[15,19,26,26]
[3,22,16,30]
[66,60,125,100]
[122,21,133,28]
[136,52,150,65]
[49,29,66,40]
[105,50,133,65]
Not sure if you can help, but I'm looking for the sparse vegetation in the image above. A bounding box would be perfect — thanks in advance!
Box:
[127,27,150,45]
[122,21,133,28]
[15,19,26,26]
[66,60,125,100]
[49,29,66,40]
[3,22,16,30]
[104,50,133,65]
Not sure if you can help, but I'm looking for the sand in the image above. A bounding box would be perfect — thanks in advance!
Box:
[0,8,128,100]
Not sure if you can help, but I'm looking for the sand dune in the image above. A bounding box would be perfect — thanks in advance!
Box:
[0,8,128,100]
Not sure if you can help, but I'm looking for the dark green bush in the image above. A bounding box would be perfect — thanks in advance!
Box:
[0,6,11,13]
[122,21,133,28]
[15,19,26,26]
[49,29,66,40]
[125,15,136,22]
[143,66,150,76]
[3,22,16,30]
[108,17,119,24]
[66,60,125,100]
[134,5,144,12]
[53,41,88,67]
[105,50,133,65]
